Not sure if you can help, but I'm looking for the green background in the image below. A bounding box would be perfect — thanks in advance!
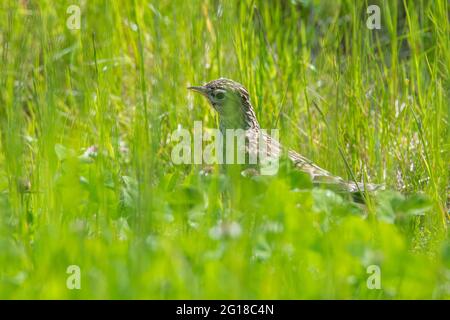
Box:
[0,0,448,299]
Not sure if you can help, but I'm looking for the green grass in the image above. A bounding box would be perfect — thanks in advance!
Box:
[0,0,448,299]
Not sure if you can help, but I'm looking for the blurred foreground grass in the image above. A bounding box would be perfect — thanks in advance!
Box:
[0,0,448,298]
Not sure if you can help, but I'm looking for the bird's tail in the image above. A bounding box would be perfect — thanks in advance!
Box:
[345,181,384,203]
[347,181,385,193]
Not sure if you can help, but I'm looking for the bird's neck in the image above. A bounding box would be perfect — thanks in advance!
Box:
[218,103,260,134]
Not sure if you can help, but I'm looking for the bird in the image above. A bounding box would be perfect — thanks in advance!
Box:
[188,78,382,195]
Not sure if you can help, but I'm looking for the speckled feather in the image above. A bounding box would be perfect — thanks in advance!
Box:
[190,78,382,193]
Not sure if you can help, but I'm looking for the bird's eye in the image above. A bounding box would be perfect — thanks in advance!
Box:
[215,92,225,100]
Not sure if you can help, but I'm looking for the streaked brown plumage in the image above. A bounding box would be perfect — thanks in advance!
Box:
[188,78,382,194]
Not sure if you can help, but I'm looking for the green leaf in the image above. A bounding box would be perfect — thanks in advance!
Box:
[55,144,76,161]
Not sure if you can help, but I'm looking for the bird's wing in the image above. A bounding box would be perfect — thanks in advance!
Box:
[288,149,383,193]
[287,149,346,184]
[255,132,332,179]
[250,131,382,193]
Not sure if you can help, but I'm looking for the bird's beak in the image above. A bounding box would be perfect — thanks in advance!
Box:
[187,85,209,96]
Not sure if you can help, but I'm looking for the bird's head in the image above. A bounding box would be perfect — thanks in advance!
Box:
[188,78,259,130]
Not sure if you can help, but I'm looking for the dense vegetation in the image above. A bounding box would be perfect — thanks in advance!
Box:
[0,0,448,298]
